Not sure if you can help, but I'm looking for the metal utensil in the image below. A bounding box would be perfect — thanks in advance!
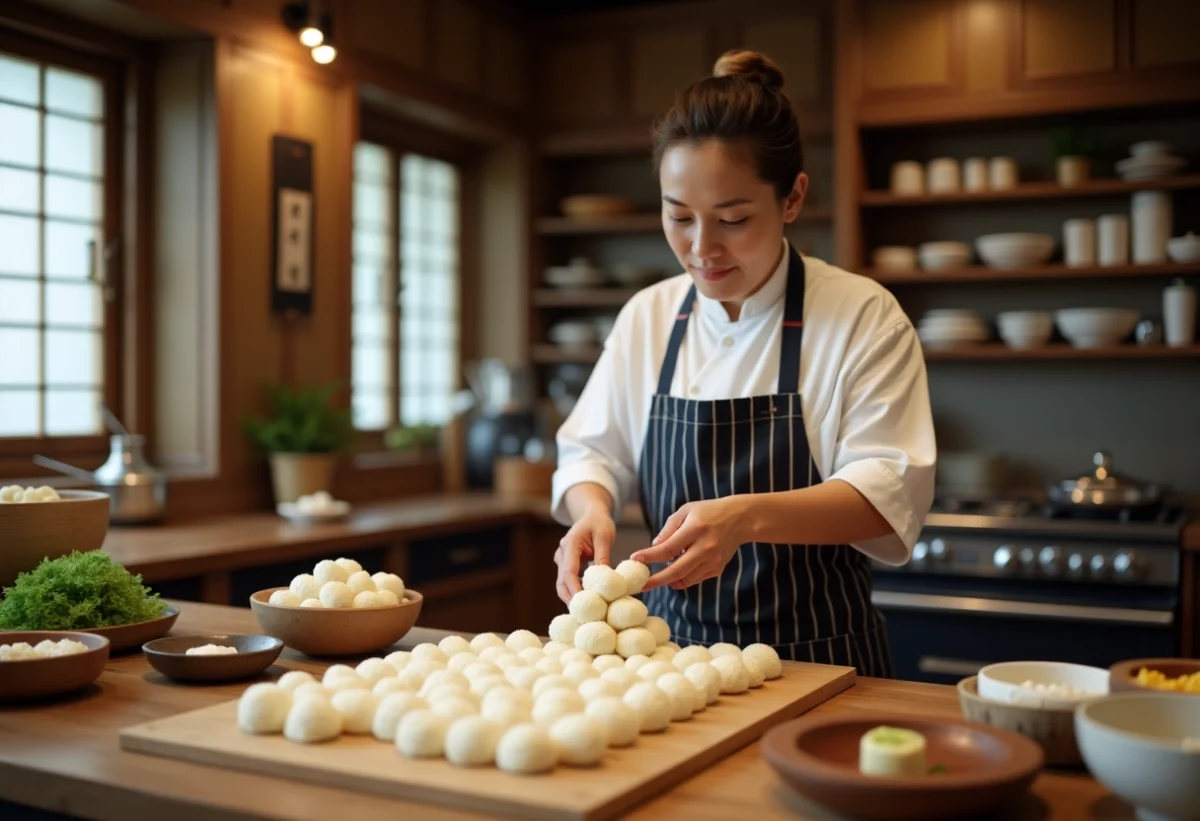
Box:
[32,454,100,484]
[1045,450,1162,511]
[33,434,168,524]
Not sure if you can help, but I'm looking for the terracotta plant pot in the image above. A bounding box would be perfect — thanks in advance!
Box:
[268,452,336,504]
[1056,155,1090,187]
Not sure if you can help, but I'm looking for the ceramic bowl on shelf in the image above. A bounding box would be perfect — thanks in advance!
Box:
[1075,693,1200,821]
[1167,233,1200,264]
[975,233,1056,270]
[0,489,111,588]
[977,660,1109,710]
[609,263,662,287]
[1115,154,1187,181]
[547,320,597,348]
[917,309,989,348]
[249,587,423,657]
[917,241,972,271]
[872,246,918,272]
[543,258,607,289]
[1108,658,1200,695]
[560,194,636,219]
[957,676,1083,767]
[1054,308,1140,349]
[1131,141,1172,158]
[997,311,1054,350]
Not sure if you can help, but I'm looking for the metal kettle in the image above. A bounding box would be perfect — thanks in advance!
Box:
[34,434,167,524]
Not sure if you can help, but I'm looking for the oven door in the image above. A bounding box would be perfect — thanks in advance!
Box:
[872,585,1178,685]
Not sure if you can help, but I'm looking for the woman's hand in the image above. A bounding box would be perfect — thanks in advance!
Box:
[555,509,616,604]
[630,497,750,592]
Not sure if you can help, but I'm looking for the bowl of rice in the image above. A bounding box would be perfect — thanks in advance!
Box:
[0,631,111,701]
[977,660,1109,709]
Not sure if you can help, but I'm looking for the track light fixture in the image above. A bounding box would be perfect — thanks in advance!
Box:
[281,1,336,64]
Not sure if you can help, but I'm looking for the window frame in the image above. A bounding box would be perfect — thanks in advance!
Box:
[0,28,125,469]
[354,111,480,452]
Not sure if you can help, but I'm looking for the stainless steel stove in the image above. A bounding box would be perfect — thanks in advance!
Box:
[870,497,1188,684]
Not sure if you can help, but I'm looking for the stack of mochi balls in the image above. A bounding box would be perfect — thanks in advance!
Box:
[267,557,406,609]
[237,558,782,775]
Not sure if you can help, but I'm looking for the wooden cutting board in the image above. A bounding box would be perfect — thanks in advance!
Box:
[120,661,853,821]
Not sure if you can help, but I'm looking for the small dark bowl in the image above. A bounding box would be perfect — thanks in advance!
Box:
[142,634,284,683]
[0,631,111,701]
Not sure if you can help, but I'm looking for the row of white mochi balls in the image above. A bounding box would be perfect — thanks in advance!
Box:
[267,557,407,609]
[238,629,782,774]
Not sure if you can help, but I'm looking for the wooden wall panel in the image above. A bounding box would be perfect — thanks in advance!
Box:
[1022,0,1116,79]
[1132,0,1200,68]
[541,38,619,124]
[742,16,823,104]
[963,0,1008,92]
[434,0,482,92]
[345,0,425,70]
[630,28,707,118]
[862,0,953,91]
[484,20,525,110]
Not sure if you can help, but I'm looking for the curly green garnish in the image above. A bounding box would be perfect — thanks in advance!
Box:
[0,551,165,630]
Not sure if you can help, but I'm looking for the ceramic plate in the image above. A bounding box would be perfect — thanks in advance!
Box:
[276,501,350,524]
[761,712,1044,821]
[1116,155,1186,180]
[0,631,111,700]
[75,604,180,653]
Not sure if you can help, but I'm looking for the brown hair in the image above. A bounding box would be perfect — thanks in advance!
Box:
[652,50,803,199]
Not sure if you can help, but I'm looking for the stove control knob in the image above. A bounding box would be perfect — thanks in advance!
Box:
[1089,554,1108,578]
[1038,546,1064,576]
[1018,547,1037,570]
[929,538,949,561]
[1112,551,1141,581]
[1067,553,1086,577]
[993,546,1016,571]
[912,541,929,564]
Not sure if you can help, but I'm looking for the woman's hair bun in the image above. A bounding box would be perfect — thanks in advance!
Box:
[712,49,785,92]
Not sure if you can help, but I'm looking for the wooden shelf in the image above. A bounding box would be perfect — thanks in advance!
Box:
[540,125,651,157]
[860,174,1200,207]
[532,344,602,364]
[925,344,1200,361]
[534,288,639,307]
[536,205,833,235]
[867,262,1200,284]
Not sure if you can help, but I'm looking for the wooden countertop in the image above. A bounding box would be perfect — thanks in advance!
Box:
[0,602,1128,821]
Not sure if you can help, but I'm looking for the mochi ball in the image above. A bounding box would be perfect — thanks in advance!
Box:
[430,693,479,721]
[322,664,360,686]
[710,655,750,694]
[396,667,430,691]
[469,632,506,654]
[585,697,640,747]
[518,647,545,665]
[532,689,585,726]
[672,645,712,672]
[371,692,427,741]
[549,713,607,765]
[330,689,378,734]
[470,675,511,697]
[535,657,563,676]
[284,694,343,743]
[292,682,331,701]
[664,642,682,653]
[478,646,510,664]
[411,643,449,665]
[345,570,376,596]
[313,559,349,585]
[419,670,470,695]
[289,573,321,601]
[742,644,783,680]
[496,723,558,775]
[592,654,625,674]
[373,678,411,698]
[600,667,640,694]
[614,559,651,595]
[577,677,622,703]
[644,616,671,646]
[622,682,672,733]
[237,683,291,734]
[505,666,542,691]
[375,590,399,606]
[482,696,532,729]
[372,572,405,600]
[532,674,574,700]
[582,564,626,602]
[269,589,301,607]
[562,661,599,684]
[504,630,543,653]
[548,614,581,645]
[482,686,533,716]
[385,650,412,671]
[395,710,451,758]
[334,557,363,575]
[615,628,656,659]
[650,646,678,662]
[492,654,523,671]
[684,662,722,705]
[568,590,608,624]
[447,652,479,673]
[462,661,501,682]
[708,642,741,658]
[741,654,767,688]
[300,598,323,608]
[327,677,371,693]
[356,657,397,686]
[655,672,699,720]
[541,640,570,658]
[353,591,383,609]
[277,670,316,692]
[636,660,676,682]
[559,648,593,668]
[574,622,617,657]
[319,581,353,608]
[445,715,503,767]
[624,654,653,673]
[605,596,648,630]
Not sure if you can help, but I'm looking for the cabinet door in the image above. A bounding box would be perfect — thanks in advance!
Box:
[540,37,621,126]
[1131,0,1200,70]
[1016,0,1118,85]
[630,28,709,119]
[859,0,958,101]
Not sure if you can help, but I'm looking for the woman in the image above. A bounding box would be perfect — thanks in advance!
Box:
[549,50,935,677]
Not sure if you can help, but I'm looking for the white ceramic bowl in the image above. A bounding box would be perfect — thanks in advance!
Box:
[544,265,606,289]
[976,233,1056,269]
[548,321,596,347]
[978,661,1109,709]
[917,241,972,271]
[1076,693,1200,821]
[997,311,1054,350]
[1131,141,1171,159]
[872,246,917,272]
[1167,233,1200,264]
[1055,308,1140,349]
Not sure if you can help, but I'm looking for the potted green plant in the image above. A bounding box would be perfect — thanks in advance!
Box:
[384,423,442,454]
[243,382,355,504]
[1051,125,1100,188]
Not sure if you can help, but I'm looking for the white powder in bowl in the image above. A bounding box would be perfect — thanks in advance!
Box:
[186,644,239,656]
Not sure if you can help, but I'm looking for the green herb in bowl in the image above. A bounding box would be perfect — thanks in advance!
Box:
[0,551,165,630]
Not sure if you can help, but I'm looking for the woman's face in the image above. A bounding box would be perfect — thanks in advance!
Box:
[660,139,806,313]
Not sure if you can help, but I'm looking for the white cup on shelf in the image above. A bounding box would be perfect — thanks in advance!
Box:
[989,156,1018,190]
[1063,218,1096,268]
[1097,214,1130,266]
[1132,191,1172,265]
[890,161,924,196]
[926,158,961,194]
[963,158,988,192]
[1164,279,1196,348]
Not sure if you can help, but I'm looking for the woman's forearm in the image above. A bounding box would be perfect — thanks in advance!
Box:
[739,480,895,546]
[564,482,615,522]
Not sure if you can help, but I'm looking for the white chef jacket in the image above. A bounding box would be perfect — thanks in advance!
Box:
[550,240,936,566]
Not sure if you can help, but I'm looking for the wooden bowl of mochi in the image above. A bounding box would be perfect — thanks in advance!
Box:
[234,558,785,777]
[249,557,421,657]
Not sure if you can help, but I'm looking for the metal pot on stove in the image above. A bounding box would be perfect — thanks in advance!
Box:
[1046,450,1162,512]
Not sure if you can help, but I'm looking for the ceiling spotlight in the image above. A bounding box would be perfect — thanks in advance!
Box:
[312,43,337,64]
[299,24,323,47]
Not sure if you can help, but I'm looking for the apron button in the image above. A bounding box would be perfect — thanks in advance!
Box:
[721,336,733,348]
[689,386,700,397]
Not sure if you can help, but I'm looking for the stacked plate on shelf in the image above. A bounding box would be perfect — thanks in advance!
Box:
[916,309,990,349]
[1114,141,1187,181]
[543,257,607,289]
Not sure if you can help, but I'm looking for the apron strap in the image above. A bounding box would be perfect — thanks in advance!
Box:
[653,246,807,397]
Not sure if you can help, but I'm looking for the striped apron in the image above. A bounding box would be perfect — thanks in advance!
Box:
[638,247,893,677]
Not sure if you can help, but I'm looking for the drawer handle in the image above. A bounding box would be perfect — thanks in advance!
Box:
[918,656,987,677]
[448,547,483,565]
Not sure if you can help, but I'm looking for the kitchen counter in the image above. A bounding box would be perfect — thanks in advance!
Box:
[0,601,1130,821]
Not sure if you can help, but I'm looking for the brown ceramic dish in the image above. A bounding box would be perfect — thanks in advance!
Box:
[761,712,1045,821]
[74,604,180,653]
[1109,658,1200,694]
[0,631,110,701]
[249,587,423,656]
[143,634,284,682]
[957,675,1083,766]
